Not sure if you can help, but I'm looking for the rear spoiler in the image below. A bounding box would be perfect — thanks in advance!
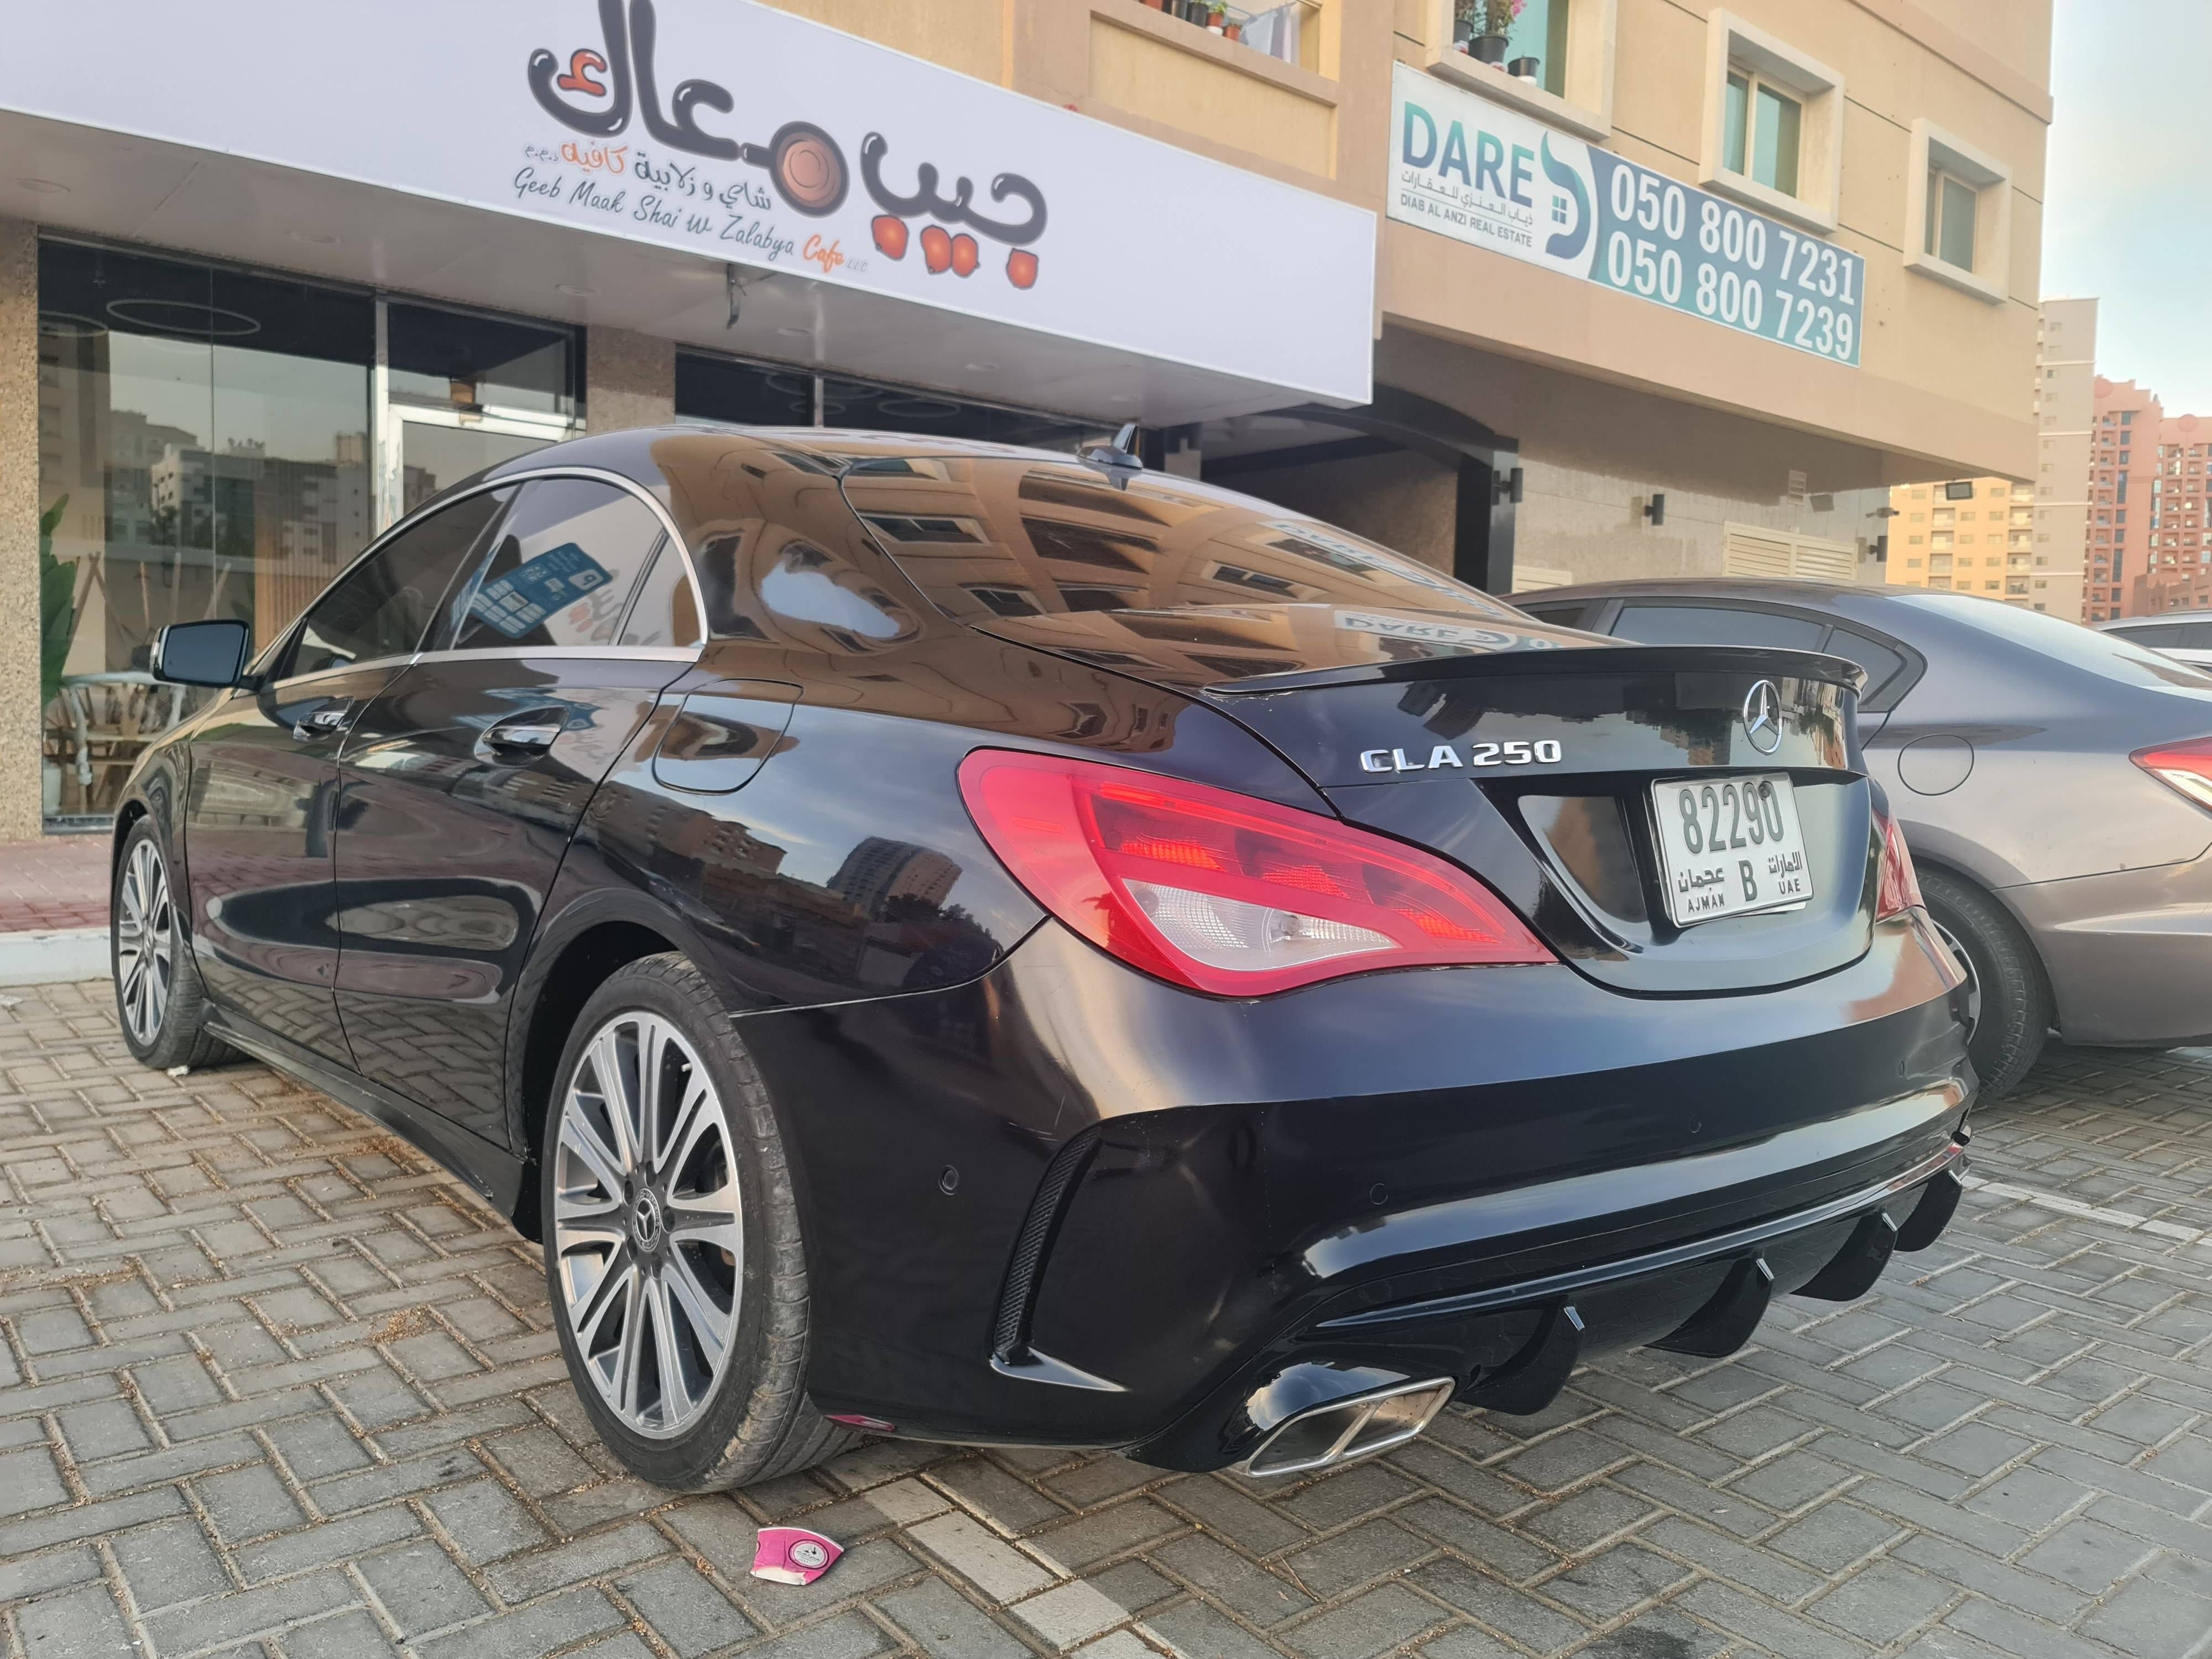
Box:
[1201,644,1869,698]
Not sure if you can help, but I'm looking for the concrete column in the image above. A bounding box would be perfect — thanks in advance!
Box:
[0,219,41,842]
[585,326,676,434]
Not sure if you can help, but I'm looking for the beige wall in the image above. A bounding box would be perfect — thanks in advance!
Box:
[755,0,1008,82]
[0,218,38,842]
[1376,328,1889,587]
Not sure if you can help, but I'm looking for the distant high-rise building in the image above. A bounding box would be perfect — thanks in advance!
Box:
[1883,298,2090,622]
[2115,399,2212,621]
[1885,476,2043,610]
[2081,374,2159,622]
[2033,298,2093,624]
[2002,296,2212,624]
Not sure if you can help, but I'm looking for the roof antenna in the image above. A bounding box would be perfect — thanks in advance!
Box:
[1079,423,1145,489]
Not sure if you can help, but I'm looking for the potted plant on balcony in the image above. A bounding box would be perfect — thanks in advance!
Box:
[1207,2,1228,32]
[1459,0,1521,65]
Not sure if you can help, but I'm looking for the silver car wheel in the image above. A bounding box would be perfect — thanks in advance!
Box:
[552,1011,743,1439]
[1931,916,1983,1037]
[114,838,175,1046]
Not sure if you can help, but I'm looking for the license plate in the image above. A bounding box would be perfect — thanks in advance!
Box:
[1650,775,1813,926]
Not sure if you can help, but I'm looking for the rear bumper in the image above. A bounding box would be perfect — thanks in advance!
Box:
[736,911,1973,1463]
[1134,1134,1965,1470]
[2008,851,2212,1045]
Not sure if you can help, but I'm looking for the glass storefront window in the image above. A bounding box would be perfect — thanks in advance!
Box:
[37,241,373,824]
[35,241,585,828]
[387,303,574,419]
[676,351,1099,453]
[385,302,580,515]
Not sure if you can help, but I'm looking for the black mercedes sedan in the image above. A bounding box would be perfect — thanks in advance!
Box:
[113,429,1973,1491]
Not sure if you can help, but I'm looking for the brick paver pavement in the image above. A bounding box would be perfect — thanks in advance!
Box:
[5,978,2212,1658]
[0,839,109,933]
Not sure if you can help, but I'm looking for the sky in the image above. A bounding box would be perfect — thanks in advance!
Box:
[2042,1,2212,411]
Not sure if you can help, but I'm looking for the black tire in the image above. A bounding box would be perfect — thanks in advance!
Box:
[1919,867,2049,1098]
[111,818,233,1071]
[539,953,853,1491]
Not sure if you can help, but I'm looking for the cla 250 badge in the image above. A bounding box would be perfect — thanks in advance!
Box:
[1360,740,1564,774]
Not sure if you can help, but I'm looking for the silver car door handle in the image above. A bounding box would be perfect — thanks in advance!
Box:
[483,720,562,752]
[292,705,351,740]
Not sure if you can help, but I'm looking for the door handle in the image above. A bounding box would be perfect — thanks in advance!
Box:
[292,705,352,742]
[476,714,564,759]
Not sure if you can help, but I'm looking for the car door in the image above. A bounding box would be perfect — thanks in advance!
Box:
[183,491,508,1059]
[331,474,703,1146]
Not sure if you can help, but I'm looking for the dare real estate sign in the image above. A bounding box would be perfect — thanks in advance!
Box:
[1389,64,1865,368]
[1,0,1377,404]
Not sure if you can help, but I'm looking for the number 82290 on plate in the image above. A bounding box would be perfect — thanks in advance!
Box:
[1651,775,1813,926]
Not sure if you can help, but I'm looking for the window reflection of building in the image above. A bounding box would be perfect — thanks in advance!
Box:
[838,455,1534,690]
[831,837,960,920]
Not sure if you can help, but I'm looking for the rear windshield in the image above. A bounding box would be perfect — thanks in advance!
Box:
[839,457,1520,624]
[1903,592,2212,691]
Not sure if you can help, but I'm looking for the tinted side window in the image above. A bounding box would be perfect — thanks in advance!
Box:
[448,478,666,650]
[618,540,703,649]
[289,491,508,679]
[1611,604,1828,649]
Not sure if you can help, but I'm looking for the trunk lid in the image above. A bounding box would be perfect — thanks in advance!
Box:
[975,605,1876,995]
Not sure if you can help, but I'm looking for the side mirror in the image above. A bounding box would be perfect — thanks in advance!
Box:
[152,619,251,688]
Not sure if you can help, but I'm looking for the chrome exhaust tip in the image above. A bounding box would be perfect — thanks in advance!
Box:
[1242,1376,1457,1478]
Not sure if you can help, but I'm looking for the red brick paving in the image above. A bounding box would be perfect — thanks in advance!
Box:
[0,834,111,932]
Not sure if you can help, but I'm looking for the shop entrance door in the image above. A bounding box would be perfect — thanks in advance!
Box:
[379,405,573,528]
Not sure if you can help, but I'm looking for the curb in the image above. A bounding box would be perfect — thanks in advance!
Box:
[0,926,111,986]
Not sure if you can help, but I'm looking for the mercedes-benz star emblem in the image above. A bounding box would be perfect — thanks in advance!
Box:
[630,1190,664,1253]
[1741,679,1783,754]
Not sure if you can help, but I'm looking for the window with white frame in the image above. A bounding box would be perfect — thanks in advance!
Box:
[1905,119,2012,304]
[1723,66,1801,197]
[1926,164,1976,269]
[1699,12,1842,233]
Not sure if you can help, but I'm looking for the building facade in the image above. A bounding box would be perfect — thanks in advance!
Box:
[1882,476,2051,610]
[2094,382,2212,621]
[1,0,2052,836]
[2087,376,2162,623]
[2036,295,2093,623]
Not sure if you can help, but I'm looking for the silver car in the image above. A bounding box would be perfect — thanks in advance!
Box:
[1516,580,2212,1093]
[2098,612,2212,669]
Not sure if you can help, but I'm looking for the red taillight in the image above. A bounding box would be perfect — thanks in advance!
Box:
[1875,805,1923,920]
[957,749,1553,995]
[2133,734,2212,813]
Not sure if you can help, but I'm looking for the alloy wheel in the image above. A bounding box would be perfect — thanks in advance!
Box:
[115,838,175,1047]
[552,1011,743,1438]
[1931,916,1983,1038]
